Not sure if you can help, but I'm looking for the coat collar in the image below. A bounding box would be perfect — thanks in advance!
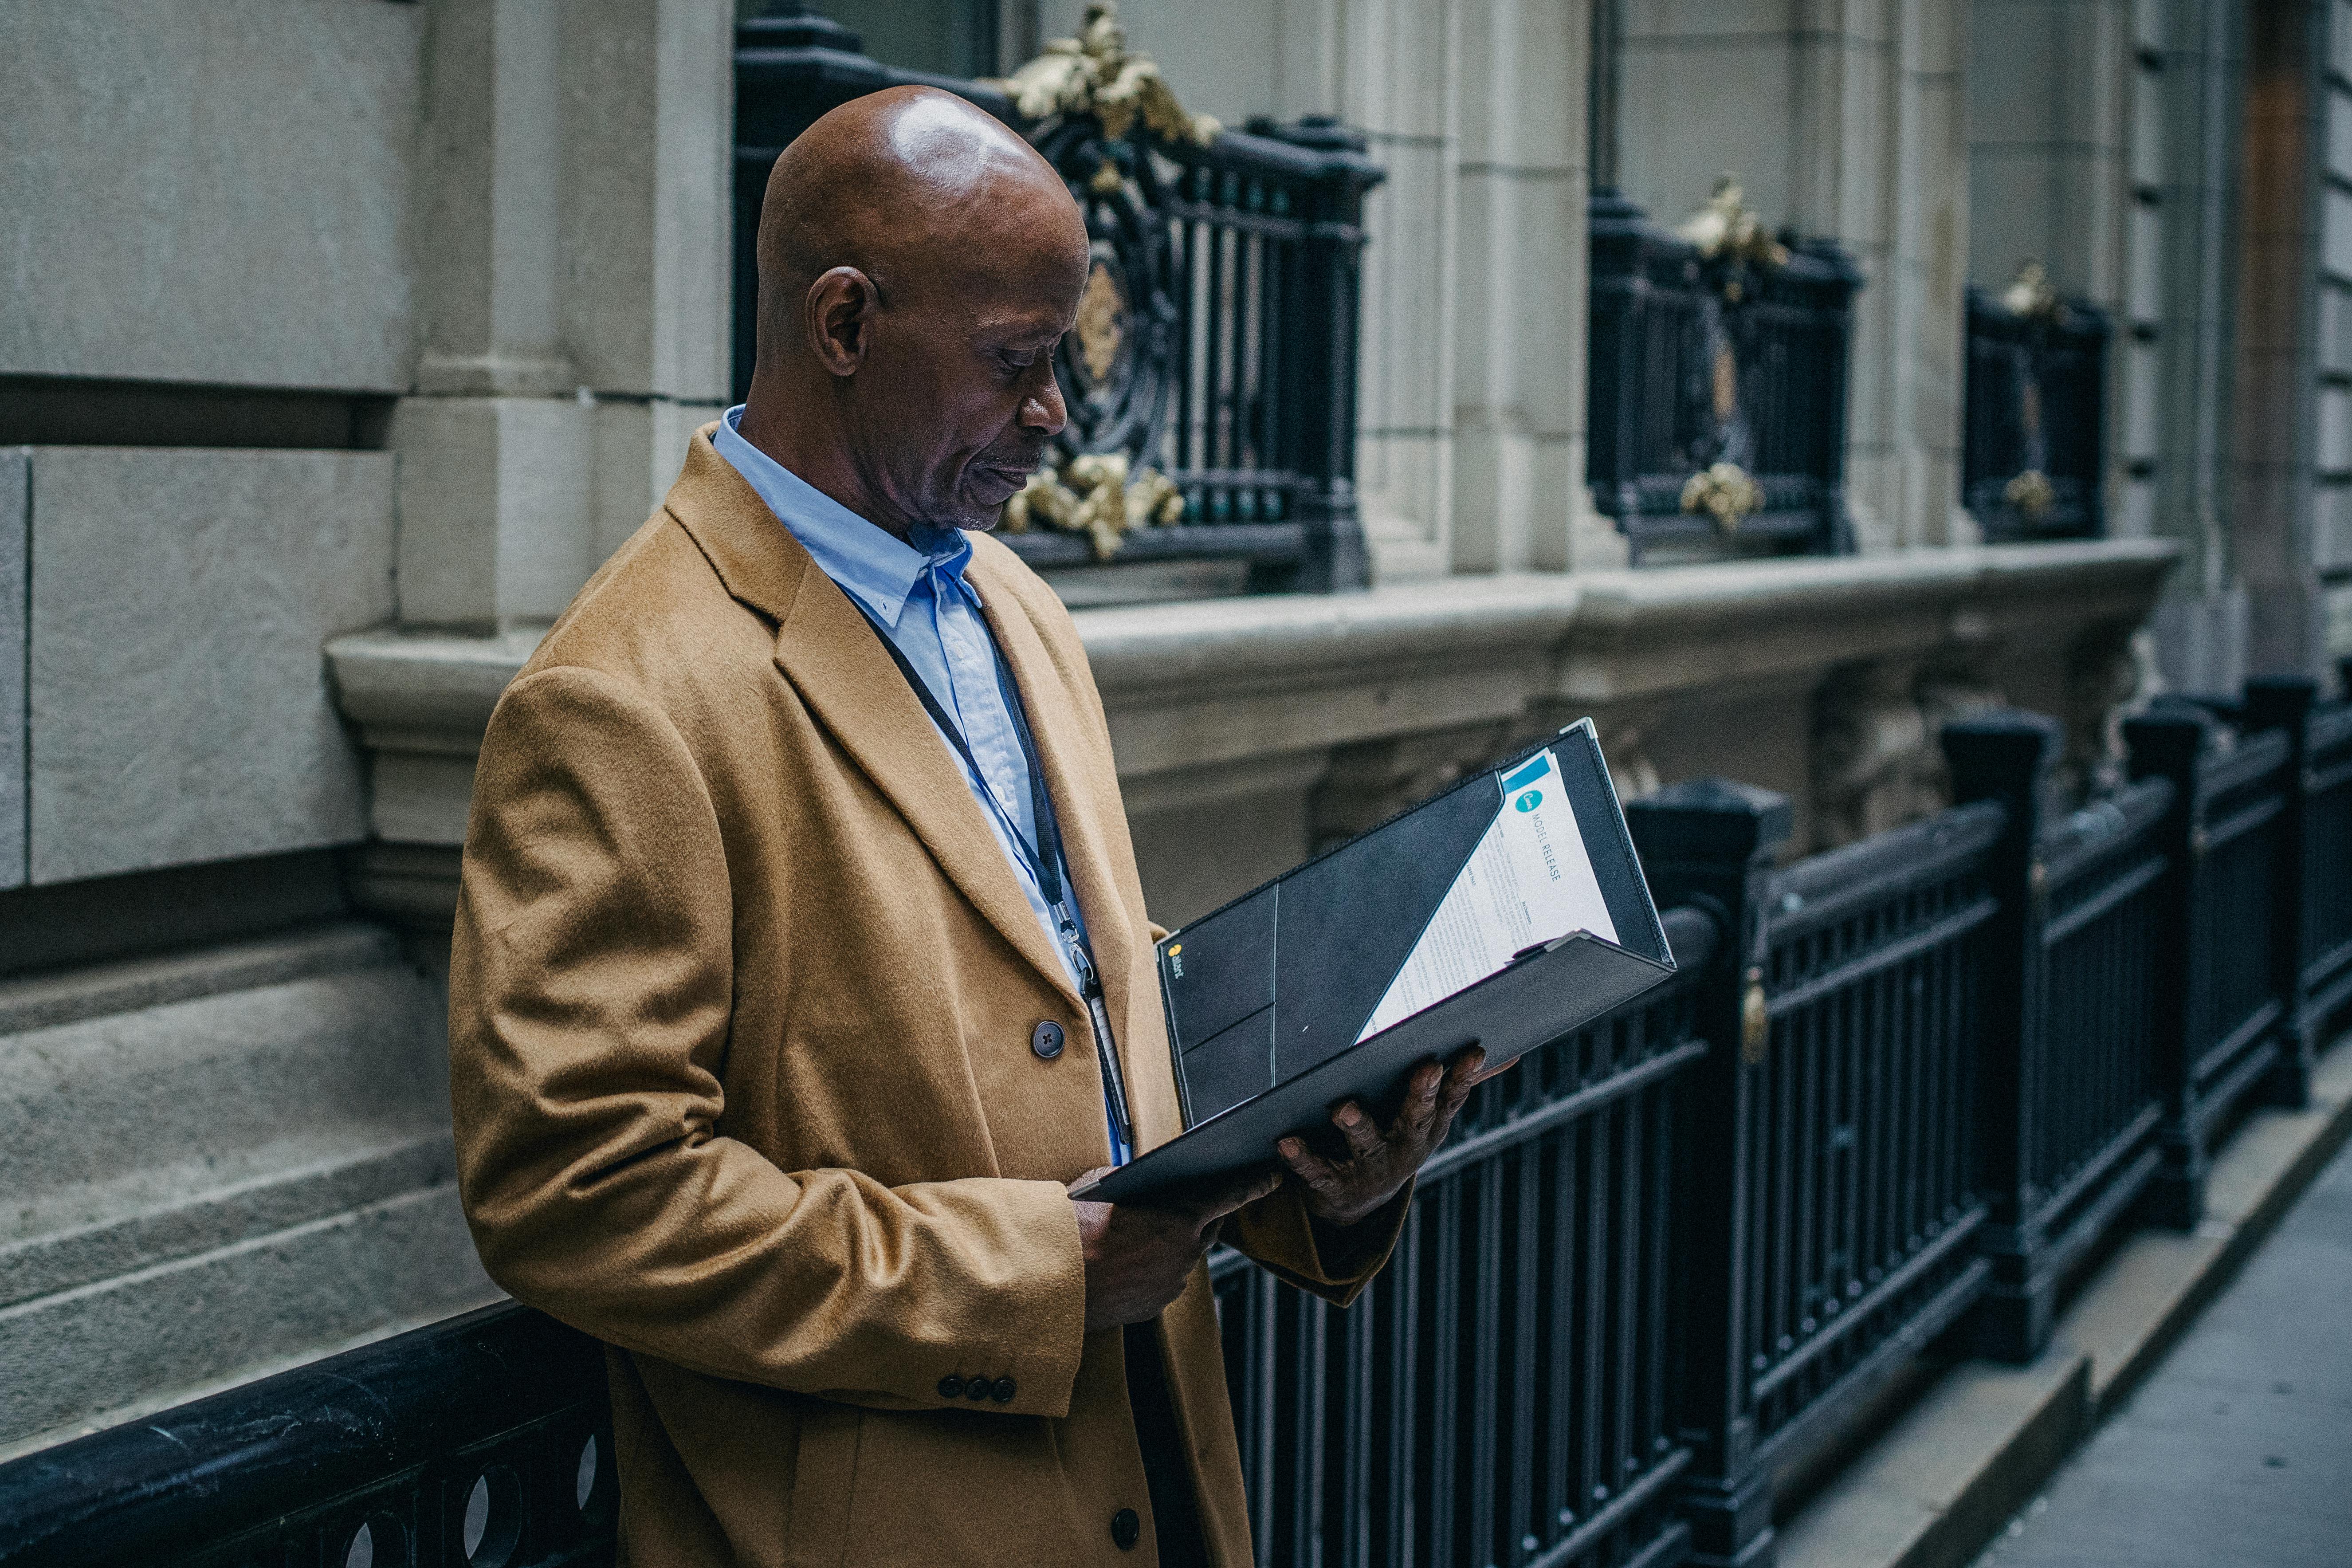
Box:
[664,427,1087,1011]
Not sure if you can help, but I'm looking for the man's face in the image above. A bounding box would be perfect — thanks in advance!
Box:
[849,226,1087,533]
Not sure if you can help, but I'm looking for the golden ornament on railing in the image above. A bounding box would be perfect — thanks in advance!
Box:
[1677,174,1790,300]
[1680,461,1764,532]
[2000,259,2060,321]
[1000,452,1187,561]
[989,1,1219,148]
[2003,468,2056,521]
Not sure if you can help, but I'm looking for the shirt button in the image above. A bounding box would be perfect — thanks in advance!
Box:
[1110,1508,1141,1550]
[966,1379,993,1401]
[1031,1021,1066,1060]
[937,1375,965,1399]
[990,1376,1017,1403]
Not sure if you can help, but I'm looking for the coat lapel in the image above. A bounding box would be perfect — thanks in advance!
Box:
[664,429,1080,1007]
[969,547,1183,1154]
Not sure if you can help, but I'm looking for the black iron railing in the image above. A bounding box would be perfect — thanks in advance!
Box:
[1961,282,2109,541]
[1209,904,1716,1568]
[0,1305,613,1568]
[1627,783,1996,1563]
[731,9,1382,590]
[2292,687,2352,1049]
[7,680,2348,1568]
[1586,191,1861,564]
[1944,713,2170,1359]
[2124,706,2300,1224]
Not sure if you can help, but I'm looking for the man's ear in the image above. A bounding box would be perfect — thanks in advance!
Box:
[805,266,878,377]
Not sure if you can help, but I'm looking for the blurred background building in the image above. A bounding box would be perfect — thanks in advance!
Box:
[0,0,2342,1459]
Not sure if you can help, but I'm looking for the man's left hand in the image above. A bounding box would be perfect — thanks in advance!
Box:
[1274,1045,1493,1228]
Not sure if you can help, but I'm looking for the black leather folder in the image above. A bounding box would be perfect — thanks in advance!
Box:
[1077,720,1674,1203]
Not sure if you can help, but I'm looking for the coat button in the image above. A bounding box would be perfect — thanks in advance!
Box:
[990,1376,1017,1403]
[937,1375,965,1399]
[1110,1508,1141,1550]
[1031,1021,1066,1060]
[966,1379,993,1401]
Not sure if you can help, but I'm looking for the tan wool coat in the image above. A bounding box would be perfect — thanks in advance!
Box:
[448,429,1403,1568]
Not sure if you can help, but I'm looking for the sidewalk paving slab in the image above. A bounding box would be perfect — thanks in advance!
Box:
[1775,1037,2352,1568]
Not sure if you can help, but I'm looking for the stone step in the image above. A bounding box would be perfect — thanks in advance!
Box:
[0,1184,493,1453]
[0,924,495,1452]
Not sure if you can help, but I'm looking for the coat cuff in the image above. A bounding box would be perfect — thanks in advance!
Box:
[907,1179,1087,1419]
[1226,1178,1413,1307]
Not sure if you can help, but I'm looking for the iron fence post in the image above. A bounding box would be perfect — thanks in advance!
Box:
[1940,710,2062,1361]
[2242,675,2319,1109]
[2124,708,2213,1230]
[1258,116,1377,593]
[1626,779,1793,1568]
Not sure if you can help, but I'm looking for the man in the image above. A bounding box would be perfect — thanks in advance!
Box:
[449,86,1485,1567]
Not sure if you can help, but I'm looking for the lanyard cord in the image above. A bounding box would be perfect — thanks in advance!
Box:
[851,596,1063,903]
[849,593,1136,1153]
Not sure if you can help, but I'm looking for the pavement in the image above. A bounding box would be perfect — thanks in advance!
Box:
[1968,1135,2352,1568]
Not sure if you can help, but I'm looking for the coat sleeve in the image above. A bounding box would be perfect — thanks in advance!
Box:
[1224,1180,1413,1307]
[449,665,1087,1416]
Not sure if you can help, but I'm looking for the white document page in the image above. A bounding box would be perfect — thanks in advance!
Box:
[1356,747,1620,1041]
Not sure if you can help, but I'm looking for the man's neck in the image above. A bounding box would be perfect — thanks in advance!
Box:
[735,389,914,543]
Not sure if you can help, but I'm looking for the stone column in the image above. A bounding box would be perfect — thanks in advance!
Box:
[395,0,733,630]
[1967,0,2131,310]
[2127,0,2252,690]
[1448,0,1627,574]
[1326,0,1467,582]
[2231,0,2336,681]
[1615,0,1975,551]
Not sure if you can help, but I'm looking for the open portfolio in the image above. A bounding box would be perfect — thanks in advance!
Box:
[1080,720,1676,1203]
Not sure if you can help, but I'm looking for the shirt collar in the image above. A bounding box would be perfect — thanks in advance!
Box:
[714,405,975,627]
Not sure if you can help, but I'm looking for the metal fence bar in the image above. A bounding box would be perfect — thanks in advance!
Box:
[1206,907,1719,1568]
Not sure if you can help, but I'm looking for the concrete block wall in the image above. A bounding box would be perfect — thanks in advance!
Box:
[15,448,391,886]
[0,0,421,392]
[1,452,24,889]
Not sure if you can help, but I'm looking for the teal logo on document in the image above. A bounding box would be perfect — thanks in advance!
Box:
[1500,753,1554,817]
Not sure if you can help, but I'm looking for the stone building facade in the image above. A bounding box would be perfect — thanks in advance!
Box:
[0,0,2330,1454]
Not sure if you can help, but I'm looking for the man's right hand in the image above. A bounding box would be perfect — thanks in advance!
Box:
[1069,1167,1282,1332]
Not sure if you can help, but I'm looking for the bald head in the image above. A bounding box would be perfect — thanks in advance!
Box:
[737,86,1090,535]
[758,89,1080,345]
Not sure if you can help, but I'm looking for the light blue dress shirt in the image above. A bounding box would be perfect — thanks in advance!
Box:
[715,407,1127,1164]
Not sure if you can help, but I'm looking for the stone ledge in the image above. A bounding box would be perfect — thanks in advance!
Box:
[326,541,2182,865]
[0,921,403,1036]
[1775,1035,2352,1568]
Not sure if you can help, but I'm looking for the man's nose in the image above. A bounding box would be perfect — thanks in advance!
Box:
[1021,365,1068,436]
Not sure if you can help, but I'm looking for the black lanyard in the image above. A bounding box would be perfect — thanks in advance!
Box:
[852,597,1136,1153]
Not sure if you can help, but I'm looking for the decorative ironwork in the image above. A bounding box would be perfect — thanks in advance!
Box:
[1963,263,2108,540]
[732,6,1384,594]
[990,1,1218,148]
[1588,187,1861,562]
[1674,174,1790,299]
[1681,460,1763,531]
[1001,450,1184,559]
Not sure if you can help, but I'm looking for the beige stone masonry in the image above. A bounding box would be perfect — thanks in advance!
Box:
[330,538,2177,927]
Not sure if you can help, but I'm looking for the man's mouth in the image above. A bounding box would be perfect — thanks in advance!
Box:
[974,458,1042,491]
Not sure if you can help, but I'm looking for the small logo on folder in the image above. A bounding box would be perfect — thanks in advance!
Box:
[1514,789,1542,812]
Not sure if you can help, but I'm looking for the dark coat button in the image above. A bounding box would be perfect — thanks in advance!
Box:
[990,1376,1017,1403]
[966,1379,993,1401]
[1111,1508,1141,1549]
[936,1375,965,1399]
[1031,1021,1066,1060]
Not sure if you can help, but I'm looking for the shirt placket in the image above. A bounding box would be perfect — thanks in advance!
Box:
[931,575,1035,851]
